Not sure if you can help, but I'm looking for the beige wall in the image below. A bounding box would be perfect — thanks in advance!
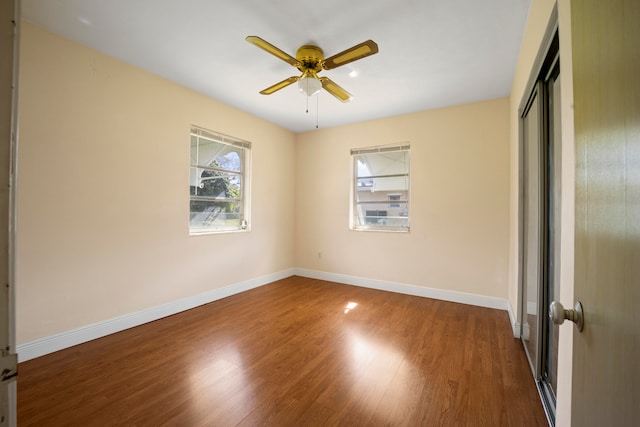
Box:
[508,1,575,425]
[295,98,510,299]
[16,22,296,344]
[17,6,581,421]
[17,22,512,349]
[20,7,579,422]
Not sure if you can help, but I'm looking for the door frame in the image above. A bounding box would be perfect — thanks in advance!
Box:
[0,0,19,425]
[515,2,577,425]
[516,5,560,426]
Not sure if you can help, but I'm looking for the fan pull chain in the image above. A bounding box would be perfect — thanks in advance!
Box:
[305,78,310,113]
[316,94,319,128]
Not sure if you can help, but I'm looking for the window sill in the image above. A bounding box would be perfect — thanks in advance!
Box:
[350,227,410,233]
[189,227,251,236]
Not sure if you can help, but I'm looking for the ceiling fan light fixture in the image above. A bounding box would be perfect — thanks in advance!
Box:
[298,76,322,97]
[246,36,378,102]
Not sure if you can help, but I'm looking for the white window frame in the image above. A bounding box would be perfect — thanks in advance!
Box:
[350,143,410,232]
[189,125,251,234]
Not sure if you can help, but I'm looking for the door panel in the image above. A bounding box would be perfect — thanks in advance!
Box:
[543,66,561,398]
[571,0,640,425]
[521,84,543,374]
[521,48,562,423]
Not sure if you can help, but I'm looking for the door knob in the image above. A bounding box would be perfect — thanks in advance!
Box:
[549,301,584,332]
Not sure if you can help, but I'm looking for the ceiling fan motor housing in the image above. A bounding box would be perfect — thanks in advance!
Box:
[296,45,324,72]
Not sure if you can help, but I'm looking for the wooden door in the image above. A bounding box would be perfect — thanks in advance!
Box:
[0,0,18,425]
[571,0,640,425]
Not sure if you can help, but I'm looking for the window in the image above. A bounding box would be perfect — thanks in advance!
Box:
[189,126,250,234]
[351,143,410,231]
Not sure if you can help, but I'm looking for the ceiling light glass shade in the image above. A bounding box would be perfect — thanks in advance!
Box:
[298,76,322,96]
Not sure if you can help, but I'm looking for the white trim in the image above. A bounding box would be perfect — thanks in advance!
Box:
[18,268,518,362]
[507,301,521,338]
[17,269,296,362]
[295,268,510,311]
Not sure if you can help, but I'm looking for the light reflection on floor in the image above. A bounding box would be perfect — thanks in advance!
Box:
[187,342,253,422]
[345,325,413,416]
[184,299,420,423]
[344,301,358,314]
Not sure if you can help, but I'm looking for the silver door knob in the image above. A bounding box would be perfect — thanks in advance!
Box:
[549,301,584,332]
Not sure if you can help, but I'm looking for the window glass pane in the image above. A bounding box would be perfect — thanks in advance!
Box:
[356,189,408,204]
[356,151,408,177]
[355,202,409,226]
[190,135,198,164]
[192,138,243,172]
[352,144,409,231]
[190,171,241,199]
[189,200,242,231]
[189,126,250,234]
[356,176,408,194]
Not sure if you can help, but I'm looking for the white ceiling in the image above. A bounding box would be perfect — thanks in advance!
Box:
[22,0,531,133]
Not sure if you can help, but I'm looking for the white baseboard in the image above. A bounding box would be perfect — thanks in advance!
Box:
[18,268,520,362]
[17,268,296,362]
[507,303,521,338]
[295,268,511,311]
[296,268,521,337]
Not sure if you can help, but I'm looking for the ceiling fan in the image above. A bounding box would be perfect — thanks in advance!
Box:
[245,36,379,102]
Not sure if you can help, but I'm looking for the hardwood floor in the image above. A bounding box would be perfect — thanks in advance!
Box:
[18,276,548,426]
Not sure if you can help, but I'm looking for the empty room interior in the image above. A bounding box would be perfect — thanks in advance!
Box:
[8,0,638,426]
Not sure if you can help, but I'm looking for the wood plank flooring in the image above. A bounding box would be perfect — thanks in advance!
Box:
[18,276,548,426]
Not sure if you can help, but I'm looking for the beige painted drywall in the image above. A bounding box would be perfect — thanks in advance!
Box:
[509,1,575,425]
[16,6,580,421]
[16,22,296,343]
[295,98,510,299]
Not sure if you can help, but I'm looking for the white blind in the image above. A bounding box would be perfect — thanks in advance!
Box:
[191,126,251,149]
[350,143,410,156]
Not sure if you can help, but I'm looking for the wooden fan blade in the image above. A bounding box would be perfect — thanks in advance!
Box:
[260,76,300,95]
[322,40,379,70]
[319,77,353,102]
[245,36,300,67]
